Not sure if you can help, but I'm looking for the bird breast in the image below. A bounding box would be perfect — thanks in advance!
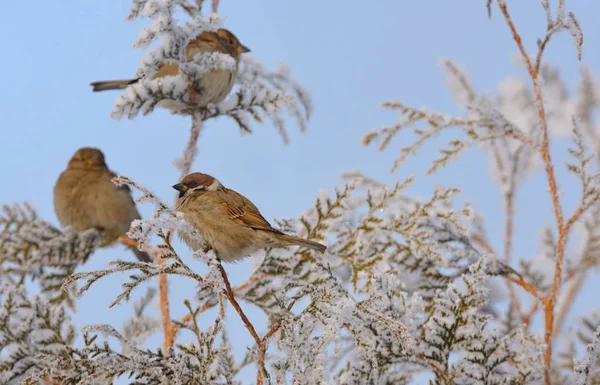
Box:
[157,68,237,112]
[195,68,237,106]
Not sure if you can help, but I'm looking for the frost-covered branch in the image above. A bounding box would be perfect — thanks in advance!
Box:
[0,203,103,307]
[574,325,600,385]
[0,285,75,384]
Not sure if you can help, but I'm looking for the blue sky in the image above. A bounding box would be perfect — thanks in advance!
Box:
[1,0,598,382]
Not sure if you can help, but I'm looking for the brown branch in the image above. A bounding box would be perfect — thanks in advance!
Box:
[158,264,173,351]
[565,197,600,237]
[118,236,174,351]
[217,263,270,384]
[171,273,269,339]
[495,2,567,382]
[177,113,205,179]
[506,275,541,300]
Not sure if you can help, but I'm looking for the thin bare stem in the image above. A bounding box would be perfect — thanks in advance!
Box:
[171,273,269,339]
[217,263,270,383]
[177,112,205,179]
[118,236,174,351]
[495,2,565,381]
[158,266,173,351]
[506,275,541,300]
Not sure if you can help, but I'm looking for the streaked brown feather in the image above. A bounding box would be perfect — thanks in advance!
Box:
[220,188,280,233]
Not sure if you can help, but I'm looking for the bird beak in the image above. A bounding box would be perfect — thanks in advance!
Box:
[239,44,250,53]
[172,183,188,193]
[87,158,100,166]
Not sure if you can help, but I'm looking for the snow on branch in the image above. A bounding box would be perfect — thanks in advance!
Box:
[0,203,103,307]
[106,0,312,145]
[26,308,238,384]
[574,325,600,385]
[0,285,75,384]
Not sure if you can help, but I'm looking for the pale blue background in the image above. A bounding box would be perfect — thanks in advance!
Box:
[1,1,598,382]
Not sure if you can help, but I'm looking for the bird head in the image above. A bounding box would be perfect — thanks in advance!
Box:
[68,147,107,169]
[216,28,250,58]
[173,172,222,199]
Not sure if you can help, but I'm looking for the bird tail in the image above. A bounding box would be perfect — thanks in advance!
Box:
[90,79,138,92]
[131,247,153,263]
[279,234,327,253]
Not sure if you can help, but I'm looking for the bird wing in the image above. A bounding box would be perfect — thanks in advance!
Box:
[218,188,281,234]
[152,62,180,79]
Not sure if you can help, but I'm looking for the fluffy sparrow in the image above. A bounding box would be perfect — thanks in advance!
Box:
[173,172,327,262]
[90,28,249,109]
[53,147,152,262]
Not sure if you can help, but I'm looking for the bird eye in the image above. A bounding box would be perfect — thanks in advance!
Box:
[188,182,198,188]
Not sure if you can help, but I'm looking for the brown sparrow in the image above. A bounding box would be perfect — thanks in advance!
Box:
[173,172,327,262]
[53,147,152,263]
[90,28,249,109]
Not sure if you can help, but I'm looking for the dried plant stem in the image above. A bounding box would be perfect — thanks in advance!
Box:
[118,236,174,351]
[495,2,564,382]
[177,113,205,179]
[495,1,595,382]
[171,273,269,338]
[158,263,173,351]
[217,263,271,384]
[506,275,541,300]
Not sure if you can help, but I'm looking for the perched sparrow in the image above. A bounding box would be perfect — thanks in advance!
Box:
[90,28,249,109]
[173,172,327,262]
[53,147,152,263]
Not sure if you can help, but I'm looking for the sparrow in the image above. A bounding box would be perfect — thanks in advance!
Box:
[90,28,249,109]
[173,172,327,262]
[53,147,152,263]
